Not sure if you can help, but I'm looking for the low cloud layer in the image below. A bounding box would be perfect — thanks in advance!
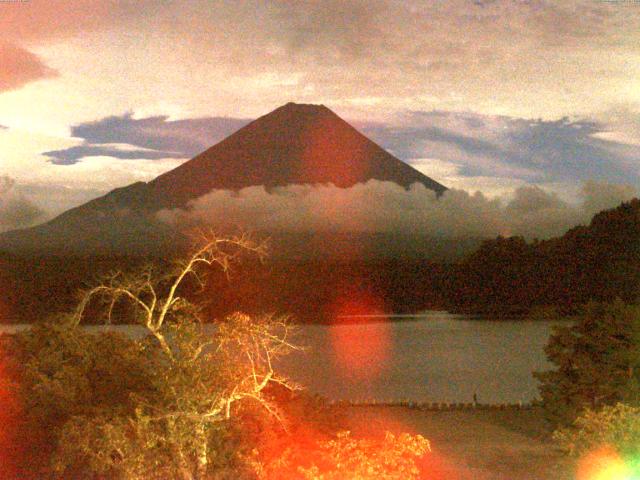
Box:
[0,176,46,233]
[157,180,638,241]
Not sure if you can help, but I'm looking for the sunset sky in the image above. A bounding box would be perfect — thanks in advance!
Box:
[1,0,639,223]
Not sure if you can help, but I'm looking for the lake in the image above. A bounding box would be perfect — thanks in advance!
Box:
[0,311,563,404]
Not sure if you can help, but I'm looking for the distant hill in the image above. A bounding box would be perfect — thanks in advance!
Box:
[0,103,446,255]
[446,198,640,314]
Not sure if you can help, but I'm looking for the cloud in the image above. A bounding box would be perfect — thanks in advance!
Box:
[1,1,619,53]
[358,111,640,185]
[270,0,386,60]
[0,176,15,196]
[0,175,46,232]
[157,180,638,241]
[592,107,640,147]
[0,0,146,42]
[43,114,250,164]
[4,155,186,220]
[0,42,57,92]
[3,0,638,121]
[0,0,154,93]
[44,109,640,189]
[43,144,179,165]
[581,181,638,217]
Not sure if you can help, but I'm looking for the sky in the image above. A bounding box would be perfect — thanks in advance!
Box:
[1,0,639,229]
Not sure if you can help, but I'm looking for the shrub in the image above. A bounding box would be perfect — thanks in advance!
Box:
[256,430,430,480]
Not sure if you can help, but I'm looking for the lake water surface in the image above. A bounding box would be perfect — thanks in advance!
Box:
[0,311,564,404]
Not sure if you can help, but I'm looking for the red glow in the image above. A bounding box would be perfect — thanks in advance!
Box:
[299,114,372,237]
[347,407,414,437]
[2,0,114,42]
[344,407,469,479]
[298,114,370,187]
[329,289,391,380]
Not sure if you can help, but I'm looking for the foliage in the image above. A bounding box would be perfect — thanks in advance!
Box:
[526,304,561,322]
[534,300,640,427]
[5,234,301,479]
[1,322,154,478]
[554,403,640,459]
[256,430,430,480]
[447,198,640,314]
[0,252,448,324]
[4,232,434,479]
[554,403,640,477]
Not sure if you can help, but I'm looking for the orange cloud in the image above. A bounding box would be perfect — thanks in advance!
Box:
[0,42,56,92]
[0,0,135,92]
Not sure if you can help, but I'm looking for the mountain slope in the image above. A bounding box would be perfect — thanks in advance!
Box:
[148,102,446,207]
[0,103,446,254]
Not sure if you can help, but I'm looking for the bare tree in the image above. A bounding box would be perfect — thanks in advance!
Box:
[62,232,302,479]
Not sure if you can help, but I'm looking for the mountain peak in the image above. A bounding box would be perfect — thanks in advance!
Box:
[275,102,334,118]
[148,103,447,206]
[281,101,328,111]
[0,103,447,254]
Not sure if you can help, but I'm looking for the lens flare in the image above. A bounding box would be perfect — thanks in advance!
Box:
[329,289,391,380]
[298,113,370,187]
[577,446,638,480]
[342,406,467,479]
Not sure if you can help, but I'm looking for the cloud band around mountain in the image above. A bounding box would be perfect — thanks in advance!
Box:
[0,176,46,233]
[157,180,638,241]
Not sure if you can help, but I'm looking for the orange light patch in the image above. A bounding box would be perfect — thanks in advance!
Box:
[346,407,413,437]
[342,406,468,479]
[577,445,634,480]
[298,114,370,187]
[299,114,372,236]
[329,290,391,380]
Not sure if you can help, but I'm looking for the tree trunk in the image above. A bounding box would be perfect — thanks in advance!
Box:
[195,423,209,480]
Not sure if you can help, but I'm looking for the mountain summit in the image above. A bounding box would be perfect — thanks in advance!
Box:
[0,103,446,254]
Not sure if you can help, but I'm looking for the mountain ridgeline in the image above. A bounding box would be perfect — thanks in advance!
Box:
[0,102,452,322]
[0,103,639,322]
[0,103,446,256]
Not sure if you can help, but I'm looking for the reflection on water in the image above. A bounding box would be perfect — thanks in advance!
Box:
[0,311,564,403]
[278,311,563,404]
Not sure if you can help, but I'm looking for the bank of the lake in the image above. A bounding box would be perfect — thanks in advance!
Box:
[340,405,572,480]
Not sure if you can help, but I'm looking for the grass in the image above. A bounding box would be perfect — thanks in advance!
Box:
[337,405,573,479]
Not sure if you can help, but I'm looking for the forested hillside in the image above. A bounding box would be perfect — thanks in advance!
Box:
[2,199,639,323]
[446,198,640,314]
